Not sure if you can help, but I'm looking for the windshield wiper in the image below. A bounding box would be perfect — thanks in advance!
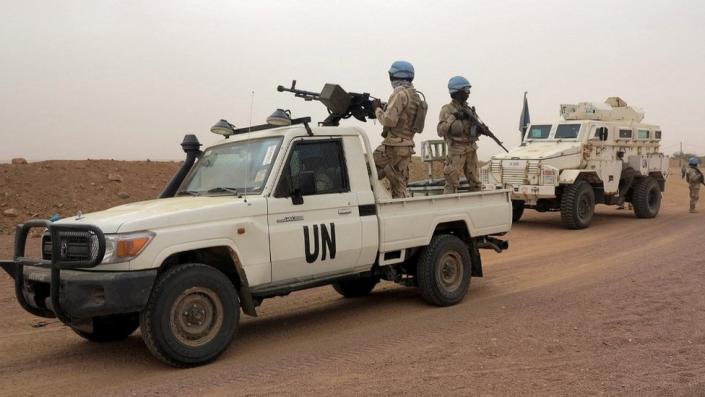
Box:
[176,190,200,196]
[207,186,240,195]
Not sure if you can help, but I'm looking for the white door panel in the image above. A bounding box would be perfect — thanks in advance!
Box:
[267,138,363,283]
[268,193,361,282]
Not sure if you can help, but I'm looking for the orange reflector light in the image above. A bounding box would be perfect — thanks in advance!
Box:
[116,237,151,257]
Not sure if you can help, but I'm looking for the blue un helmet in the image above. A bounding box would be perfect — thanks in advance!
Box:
[689,157,699,166]
[388,60,414,81]
[448,75,471,94]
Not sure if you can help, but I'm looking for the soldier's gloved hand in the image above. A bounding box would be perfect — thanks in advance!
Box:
[453,111,466,120]
[371,99,382,111]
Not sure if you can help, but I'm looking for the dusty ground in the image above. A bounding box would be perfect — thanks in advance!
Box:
[0,167,704,396]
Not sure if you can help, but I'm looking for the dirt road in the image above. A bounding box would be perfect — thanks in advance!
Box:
[1,175,703,396]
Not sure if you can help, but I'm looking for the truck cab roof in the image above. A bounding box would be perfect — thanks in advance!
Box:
[209,124,366,149]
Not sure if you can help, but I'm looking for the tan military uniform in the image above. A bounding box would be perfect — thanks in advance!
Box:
[686,166,703,212]
[373,81,421,198]
[437,100,482,193]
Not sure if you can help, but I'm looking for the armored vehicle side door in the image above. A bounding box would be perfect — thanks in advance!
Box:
[586,124,621,194]
[267,138,363,283]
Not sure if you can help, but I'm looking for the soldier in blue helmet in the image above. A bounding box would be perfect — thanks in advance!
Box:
[437,75,483,193]
[686,157,704,213]
[371,60,427,198]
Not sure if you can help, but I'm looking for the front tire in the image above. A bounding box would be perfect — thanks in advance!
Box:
[560,181,595,229]
[632,177,661,218]
[332,276,378,298]
[140,263,239,367]
[512,200,525,222]
[72,313,139,342]
[416,235,472,307]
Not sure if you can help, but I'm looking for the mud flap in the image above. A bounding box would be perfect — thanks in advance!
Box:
[468,240,483,278]
[227,248,258,317]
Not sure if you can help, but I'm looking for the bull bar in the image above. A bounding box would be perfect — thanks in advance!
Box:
[0,220,106,324]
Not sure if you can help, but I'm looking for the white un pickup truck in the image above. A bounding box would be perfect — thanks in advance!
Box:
[1,117,511,367]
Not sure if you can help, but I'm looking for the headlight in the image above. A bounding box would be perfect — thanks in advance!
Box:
[102,231,155,264]
[541,166,559,186]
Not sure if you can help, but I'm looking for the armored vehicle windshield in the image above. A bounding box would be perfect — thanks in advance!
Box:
[526,124,551,139]
[554,124,581,139]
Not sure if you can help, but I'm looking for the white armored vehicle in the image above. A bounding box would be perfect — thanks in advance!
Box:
[486,97,668,229]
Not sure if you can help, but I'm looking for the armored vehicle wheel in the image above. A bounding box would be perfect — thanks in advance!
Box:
[632,177,661,218]
[140,263,239,367]
[512,200,525,222]
[332,276,379,298]
[72,313,139,342]
[416,234,472,307]
[560,181,595,229]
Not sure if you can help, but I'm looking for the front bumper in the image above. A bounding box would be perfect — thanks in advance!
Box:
[1,220,155,323]
[18,266,156,320]
[508,184,557,201]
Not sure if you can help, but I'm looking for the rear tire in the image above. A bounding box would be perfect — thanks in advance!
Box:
[140,263,239,367]
[72,313,139,342]
[632,177,661,218]
[560,181,595,229]
[512,200,525,222]
[332,276,378,298]
[416,235,472,307]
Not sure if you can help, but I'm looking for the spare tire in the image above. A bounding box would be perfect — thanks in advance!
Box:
[332,276,378,298]
[72,313,139,342]
[512,200,525,223]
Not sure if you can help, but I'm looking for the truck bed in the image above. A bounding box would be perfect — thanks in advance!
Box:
[376,189,512,253]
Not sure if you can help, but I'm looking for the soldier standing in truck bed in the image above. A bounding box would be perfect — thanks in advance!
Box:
[371,60,425,198]
[437,76,483,193]
[686,157,704,213]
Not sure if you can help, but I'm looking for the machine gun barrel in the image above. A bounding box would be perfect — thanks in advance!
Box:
[276,80,321,101]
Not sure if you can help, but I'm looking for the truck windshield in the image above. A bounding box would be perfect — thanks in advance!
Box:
[554,124,581,139]
[526,125,551,139]
[179,137,283,196]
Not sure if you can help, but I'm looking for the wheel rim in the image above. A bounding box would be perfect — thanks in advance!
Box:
[436,251,463,291]
[170,286,224,347]
[577,189,592,222]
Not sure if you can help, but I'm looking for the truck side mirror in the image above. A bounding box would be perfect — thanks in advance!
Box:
[597,127,608,141]
[291,171,316,205]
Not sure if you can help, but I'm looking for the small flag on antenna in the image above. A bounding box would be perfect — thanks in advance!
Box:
[519,91,530,142]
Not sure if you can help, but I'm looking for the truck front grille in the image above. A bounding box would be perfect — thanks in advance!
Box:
[502,169,527,186]
[41,232,100,262]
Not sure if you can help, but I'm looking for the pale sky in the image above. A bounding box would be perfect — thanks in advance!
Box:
[1,0,704,162]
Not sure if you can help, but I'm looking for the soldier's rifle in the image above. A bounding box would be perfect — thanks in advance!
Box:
[459,107,509,153]
[277,80,384,127]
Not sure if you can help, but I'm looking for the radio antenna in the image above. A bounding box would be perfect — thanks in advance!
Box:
[244,90,254,204]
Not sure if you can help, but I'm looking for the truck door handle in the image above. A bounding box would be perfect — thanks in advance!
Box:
[338,208,352,215]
